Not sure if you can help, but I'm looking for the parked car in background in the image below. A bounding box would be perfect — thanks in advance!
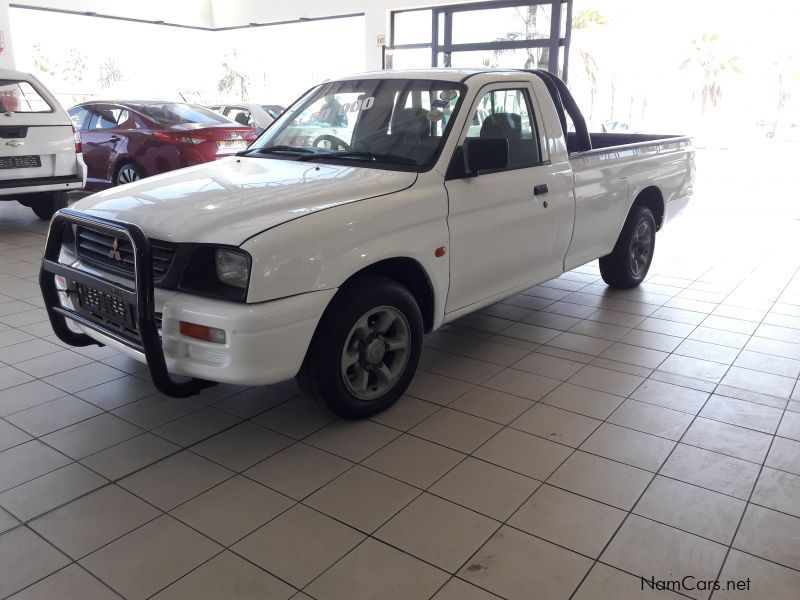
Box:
[209,103,280,135]
[262,105,285,119]
[68,101,257,190]
[0,68,86,219]
[602,120,636,133]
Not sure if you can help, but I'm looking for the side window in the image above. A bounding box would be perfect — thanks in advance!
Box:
[86,106,131,129]
[86,107,117,130]
[109,108,131,128]
[68,106,90,130]
[466,88,540,169]
[229,108,253,127]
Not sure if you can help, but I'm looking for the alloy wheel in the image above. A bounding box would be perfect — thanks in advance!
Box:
[629,220,653,277]
[340,306,411,401]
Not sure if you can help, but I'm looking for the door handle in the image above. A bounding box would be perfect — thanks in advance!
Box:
[108,136,121,142]
[533,184,548,195]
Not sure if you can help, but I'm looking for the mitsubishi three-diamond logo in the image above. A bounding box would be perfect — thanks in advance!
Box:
[107,238,122,261]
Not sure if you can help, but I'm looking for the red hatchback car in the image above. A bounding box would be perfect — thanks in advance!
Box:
[68,101,257,190]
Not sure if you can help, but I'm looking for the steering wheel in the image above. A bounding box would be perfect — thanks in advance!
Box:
[313,134,352,152]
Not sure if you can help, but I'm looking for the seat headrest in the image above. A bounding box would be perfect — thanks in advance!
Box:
[480,113,522,141]
[234,112,250,125]
[392,107,430,139]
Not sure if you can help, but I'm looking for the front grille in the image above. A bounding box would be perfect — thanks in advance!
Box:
[0,155,41,169]
[76,227,176,280]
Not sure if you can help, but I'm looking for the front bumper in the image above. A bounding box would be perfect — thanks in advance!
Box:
[40,209,334,396]
[72,285,334,387]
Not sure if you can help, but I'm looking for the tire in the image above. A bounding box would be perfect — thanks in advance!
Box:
[299,276,423,419]
[30,191,68,220]
[599,205,656,289]
[116,163,142,186]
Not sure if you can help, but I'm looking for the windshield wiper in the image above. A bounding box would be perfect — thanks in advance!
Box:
[297,151,416,165]
[237,145,314,157]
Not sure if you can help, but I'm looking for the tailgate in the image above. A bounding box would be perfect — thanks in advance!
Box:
[0,124,75,181]
[0,75,77,182]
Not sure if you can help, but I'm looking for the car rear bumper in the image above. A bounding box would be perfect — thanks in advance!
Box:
[0,175,84,196]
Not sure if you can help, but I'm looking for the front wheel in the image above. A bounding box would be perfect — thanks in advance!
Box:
[599,205,656,289]
[30,191,68,220]
[299,276,423,419]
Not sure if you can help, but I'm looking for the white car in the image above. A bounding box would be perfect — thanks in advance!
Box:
[209,103,278,135]
[41,69,694,418]
[0,68,86,219]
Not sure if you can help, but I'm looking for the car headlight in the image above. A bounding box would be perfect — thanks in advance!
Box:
[179,246,251,302]
[215,248,250,289]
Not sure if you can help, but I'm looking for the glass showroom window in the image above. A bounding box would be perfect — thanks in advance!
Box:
[387,1,573,80]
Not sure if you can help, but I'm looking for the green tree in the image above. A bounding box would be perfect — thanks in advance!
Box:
[62,48,88,85]
[218,51,250,100]
[680,33,743,115]
[32,43,56,77]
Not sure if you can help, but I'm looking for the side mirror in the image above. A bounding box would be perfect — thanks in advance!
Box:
[463,138,508,176]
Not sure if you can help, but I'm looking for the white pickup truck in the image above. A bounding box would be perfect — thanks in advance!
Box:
[40,69,694,418]
[0,68,86,219]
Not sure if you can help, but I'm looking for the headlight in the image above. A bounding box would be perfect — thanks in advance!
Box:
[215,248,250,289]
[179,246,251,302]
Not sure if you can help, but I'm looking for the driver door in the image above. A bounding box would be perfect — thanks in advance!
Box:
[444,83,574,313]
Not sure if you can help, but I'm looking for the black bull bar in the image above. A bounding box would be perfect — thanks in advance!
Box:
[39,209,214,398]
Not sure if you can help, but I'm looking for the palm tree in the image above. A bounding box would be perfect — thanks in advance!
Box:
[766,54,798,138]
[99,58,123,89]
[680,33,743,115]
[218,51,250,100]
[491,5,548,70]
[571,10,608,120]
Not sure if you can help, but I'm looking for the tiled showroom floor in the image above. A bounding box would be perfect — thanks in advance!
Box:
[2,148,800,600]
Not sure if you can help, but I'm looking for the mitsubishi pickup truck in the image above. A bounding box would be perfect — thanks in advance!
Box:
[0,68,86,219]
[40,69,694,419]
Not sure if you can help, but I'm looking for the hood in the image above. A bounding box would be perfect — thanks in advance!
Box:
[73,157,417,245]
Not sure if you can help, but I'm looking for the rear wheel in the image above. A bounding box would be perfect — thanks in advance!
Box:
[29,191,68,220]
[116,163,142,186]
[299,276,423,419]
[599,205,656,288]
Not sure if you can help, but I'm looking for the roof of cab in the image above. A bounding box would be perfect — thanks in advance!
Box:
[0,67,37,80]
[338,68,502,82]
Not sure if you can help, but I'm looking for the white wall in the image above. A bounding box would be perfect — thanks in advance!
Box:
[10,0,487,71]
[211,0,476,71]
[16,0,483,70]
[0,0,15,68]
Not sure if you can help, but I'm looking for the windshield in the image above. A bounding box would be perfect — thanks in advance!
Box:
[249,79,465,170]
[136,103,232,125]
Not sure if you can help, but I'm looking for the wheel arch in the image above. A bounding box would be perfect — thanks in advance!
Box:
[631,185,665,230]
[337,257,436,333]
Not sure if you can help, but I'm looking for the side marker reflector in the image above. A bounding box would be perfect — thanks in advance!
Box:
[435,246,446,258]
